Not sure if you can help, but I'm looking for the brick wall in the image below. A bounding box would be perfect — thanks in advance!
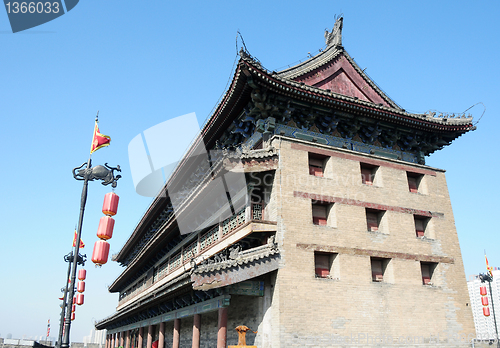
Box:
[270,137,475,346]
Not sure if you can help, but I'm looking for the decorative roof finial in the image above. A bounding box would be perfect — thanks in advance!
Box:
[325,15,343,47]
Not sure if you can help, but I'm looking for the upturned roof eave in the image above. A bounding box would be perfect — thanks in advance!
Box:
[111,63,250,267]
[241,58,474,132]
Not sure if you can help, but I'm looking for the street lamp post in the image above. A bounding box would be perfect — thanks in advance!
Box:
[59,151,121,348]
[479,273,499,347]
[57,252,86,348]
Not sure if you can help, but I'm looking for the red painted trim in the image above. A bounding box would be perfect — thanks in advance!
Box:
[296,243,454,264]
[290,142,437,176]
[294,191,437,217]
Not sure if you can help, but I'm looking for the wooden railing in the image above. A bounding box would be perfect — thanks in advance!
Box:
[118,203,265,305]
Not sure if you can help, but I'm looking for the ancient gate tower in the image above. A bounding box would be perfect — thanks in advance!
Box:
[96,17,475,347]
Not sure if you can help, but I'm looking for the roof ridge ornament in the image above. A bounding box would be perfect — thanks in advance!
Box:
[239,46,251,59]
[325,15,343,47]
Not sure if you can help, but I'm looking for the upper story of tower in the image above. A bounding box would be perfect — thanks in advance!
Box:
[108,16,475,297]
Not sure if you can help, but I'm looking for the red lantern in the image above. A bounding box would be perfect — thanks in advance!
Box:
[71,312,75,321]
[484,307,491,317]
[92,240,110,266]
[72,304,76,313]
[77,281,85,293]
[102,192,119,216]
[482,297,489,306]
[480,286,487,296]
[72,297,76,305]
[97,216,115,240]
[78,269,86,280]
[76,293,84,305]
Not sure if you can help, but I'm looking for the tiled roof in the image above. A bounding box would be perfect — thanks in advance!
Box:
[192,243,279,275]
[240,56,474,131]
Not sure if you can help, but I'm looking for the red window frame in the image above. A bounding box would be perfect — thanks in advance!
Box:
[309,156,325,177]
[421,262,436,285]
[366,211,379,231]
[315,253,330,278]
[415,218,425,237]
[312,204,328,226]
[407,172,423,193]
[371,259,383,281]
[360,164,377,185]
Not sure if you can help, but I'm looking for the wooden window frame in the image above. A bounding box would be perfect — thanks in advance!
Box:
[407,172,424,193]
[370,257,391,283]
[371,257,390,282]
[314,252,338,279]
[421,262,437,285]
[360,163,378,185]
[312,203,328,226]
[366,208,384,232]
[414,215,429,238]
[314,252,331,278]
[309,154,327,177]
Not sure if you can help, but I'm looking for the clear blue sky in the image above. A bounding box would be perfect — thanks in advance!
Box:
[0,0,498,342]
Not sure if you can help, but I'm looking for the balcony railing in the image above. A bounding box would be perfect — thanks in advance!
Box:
[118,203,266,305]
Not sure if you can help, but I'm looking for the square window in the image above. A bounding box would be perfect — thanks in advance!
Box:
[366,209,384,232]
[312,204,327,225]
[361,164,378,185]
[315,253,330,277]
[414,215,430,238]
[371,257,390,282]
[309,154,327,177]
[421,262,437,285]
[407,172,423,193]
[314,252,338,278]
[312,203,335,226]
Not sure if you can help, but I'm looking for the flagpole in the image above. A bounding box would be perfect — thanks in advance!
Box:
[61,113,97,348]
[482,251,499,347]
[61,113,120,348]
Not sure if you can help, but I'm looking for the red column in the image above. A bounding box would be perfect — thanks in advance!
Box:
[120,332,124,347]
[192,314,201,348]
[138,327,144,348]
[125,330,131,348]
[111,333,115,348]
[173,319,180,348]
[158,322,165,348]
[106,335,110,348]
[217,307,228,348]
[147,325,153,348]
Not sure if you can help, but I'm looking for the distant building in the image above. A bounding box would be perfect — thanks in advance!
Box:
[96,17,475,347]
[83,329,106,346]
[468,270,500,339]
